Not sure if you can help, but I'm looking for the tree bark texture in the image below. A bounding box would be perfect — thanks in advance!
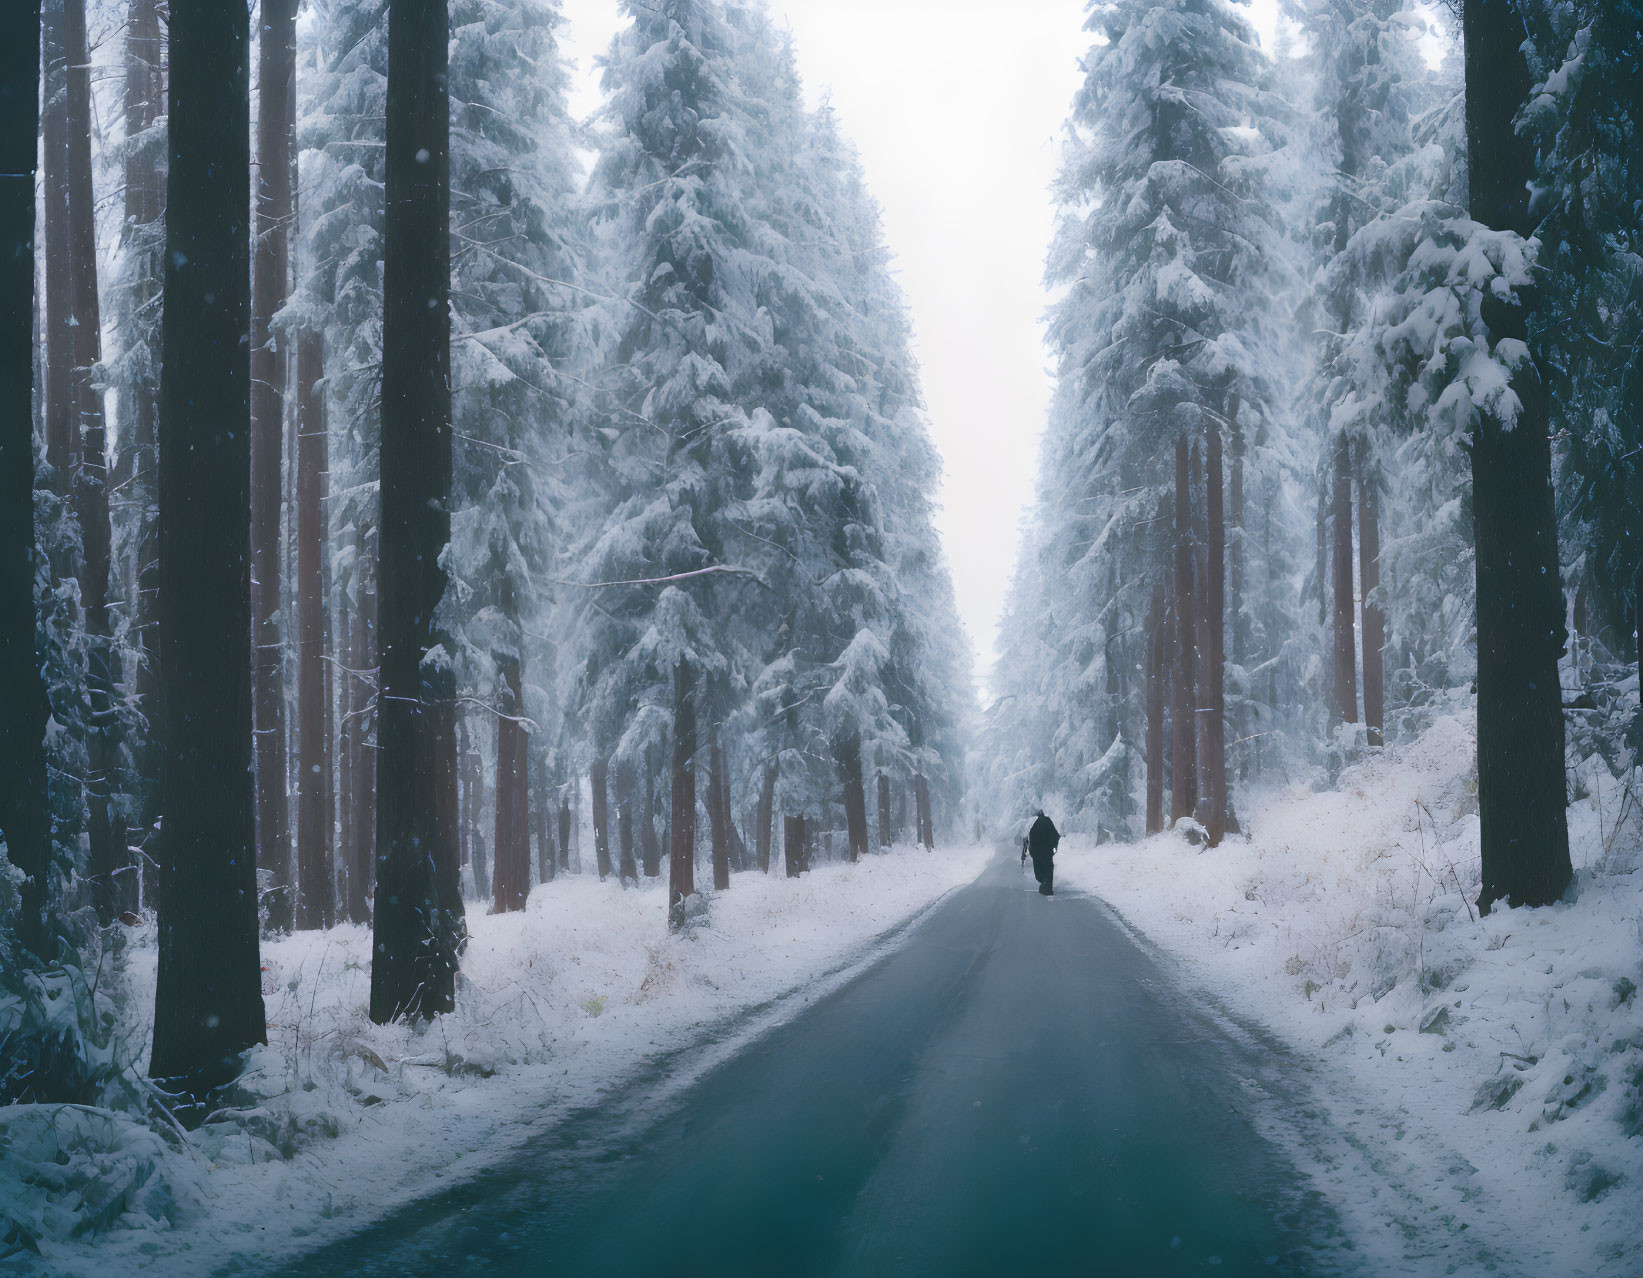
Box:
[1464,0,1572,913]
[371,0,464,1023]
[915,774,934,850]
[757,763,776,872]
[1357,444,1385,747]
[492,659,528,913]
[838,736,868,863]
[1330,436,1358,725]
[251,0,297,932]
[1204,416,1227,848]
[40,0,71,485]
[707,722,729,890]
[558,794,572,875]
[876,770,892,850]
[344,519,377,925]
[150,0,266,1093]
[1170,435,1197,825]
[536,753,554,884]
[1,0,53,960]
[668,659,697,926]
[591,755,611,881]
[295,330,332,929]
[784,813,806,878]
[641,755,660,877]
[616,758,637,884]
[1145,584,1165,836]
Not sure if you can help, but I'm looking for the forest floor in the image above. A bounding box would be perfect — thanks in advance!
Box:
[1056,708,1643,1278]
[11,844,991,1275]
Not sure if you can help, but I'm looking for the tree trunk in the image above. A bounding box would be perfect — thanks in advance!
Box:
[40,0,72,486]
[470,737,490,903]
[784,813,806,878]
[875,770,891,850]
[1464,0,1572,913]
[915,774,934,850]
[707,722,729,890]
[1229,411,1244,669]
[591,755,611,881]
[1,0,53,960]
[120,0,165,911]
[151,0,266,1094]
[295,331,331,929]
[616,758,637,885]
[370,0,463,1023]
[251,0,296,933]
[1191,441,1212,820]
[536,753,554,884]
[1357,442,1385,747]
[1330,436,1358,725]
[641,753,660,877]
[492,659,527,913]
[757,762,776,872]
[668,659,697,927]
[1145,584,1165,836]
[345,519,377,925]
[838,736,869,863]
[558,794,572,875]
[1170,435,1197,825]
[1204,414,1227,847]
[62,0,125,922]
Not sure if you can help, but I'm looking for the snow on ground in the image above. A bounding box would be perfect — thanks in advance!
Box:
[1057,710,1643,1278]
[13,843,990,1276]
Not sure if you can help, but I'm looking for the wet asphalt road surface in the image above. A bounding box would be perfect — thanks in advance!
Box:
[281,851,1354,1277]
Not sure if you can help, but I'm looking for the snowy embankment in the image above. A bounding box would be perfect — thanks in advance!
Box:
[12,844,989,1276]
[1058,712,1643,1277]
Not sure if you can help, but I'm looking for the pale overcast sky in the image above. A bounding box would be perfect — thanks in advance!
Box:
[555,0,1283,690]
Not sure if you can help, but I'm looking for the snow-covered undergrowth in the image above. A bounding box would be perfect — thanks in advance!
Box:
[1058,712,1643,1277]
[7,844,988,1275]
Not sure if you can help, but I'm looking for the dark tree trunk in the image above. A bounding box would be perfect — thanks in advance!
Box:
[757,762,776,872]
[536,753,554,884]
[1330,436,1358,725]
[492,659,527,913]
[784,813,806,878]
[641,753,660,877]
[63,0,124,921]
[1314,474,1328,630]
[1145,584,1165,836]
[591,755,611,881]
[707,722,729,890]
[1204,415,1227,847]
[616,758,637,885]
[1,0,53,960]
[1228,411,1244,669]
[120,0,165,911]
[915,774,934,850]
[876,769,891,850]
[470,738,489,902]
[150,0,266,1095]
[558,794,572,875]
[668,659,697,927]
[251,0,296,932]
[345,520,377,925]
[40,0,71,485]
[1357,443,1385,747]
[294,331,331,929]
[1170,435,1197,825]
[370,0,464,1023]
[1191,441,1211,819]
[838,736,868,863]
[1464,0,1572,913]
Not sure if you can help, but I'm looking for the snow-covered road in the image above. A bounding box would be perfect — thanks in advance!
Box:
[273,851,1436,1277]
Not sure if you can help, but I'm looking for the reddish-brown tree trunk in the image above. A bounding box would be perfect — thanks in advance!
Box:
[838,736,869,863]
[707,721,729,890]
[1204,415,1227,848]
[1331,437,1359,725]
[616,758,637,885]
[1170,435,1197,825]
[295,331,331,928]
[668,660,697,926]
[591,755,611,881]
[1358,443,1385,747]
[1145,584,1165,835]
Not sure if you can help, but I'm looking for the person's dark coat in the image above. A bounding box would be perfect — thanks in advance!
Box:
[1027,813,1060,860]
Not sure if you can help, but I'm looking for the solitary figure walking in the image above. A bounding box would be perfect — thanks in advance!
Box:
[1025,809,1060,896]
